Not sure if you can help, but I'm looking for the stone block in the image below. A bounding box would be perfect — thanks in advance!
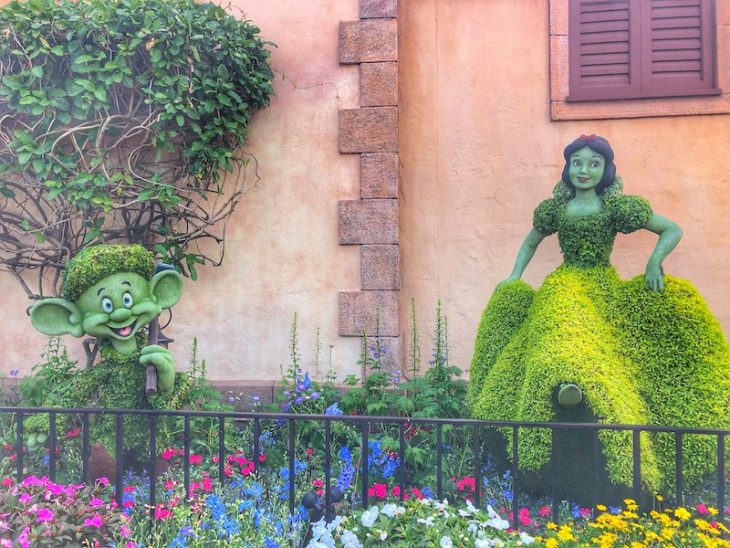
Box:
[338,290,399,336]
[339,20,398,64]
[361,152,399,198]
[361,245,399,290]
[360,0,397,19]
[360,62,398,106]
[339,199,398,245]
[339,107,398,153]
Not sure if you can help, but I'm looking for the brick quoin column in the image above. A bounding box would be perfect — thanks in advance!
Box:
[338,0,401,368]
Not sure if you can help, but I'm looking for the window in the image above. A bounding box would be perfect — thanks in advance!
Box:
[568,0,720,102]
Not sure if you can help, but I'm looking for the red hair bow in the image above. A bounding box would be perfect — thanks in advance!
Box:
[579,134,597,141]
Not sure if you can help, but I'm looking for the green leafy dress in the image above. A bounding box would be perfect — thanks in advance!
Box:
[468,179,730,491]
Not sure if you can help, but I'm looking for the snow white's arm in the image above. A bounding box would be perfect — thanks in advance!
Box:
[643,213,683,292]
[501,228,547,284]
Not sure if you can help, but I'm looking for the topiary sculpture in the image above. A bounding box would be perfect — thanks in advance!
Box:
[469,135,730,501]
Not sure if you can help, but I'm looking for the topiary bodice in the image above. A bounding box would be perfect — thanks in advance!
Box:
[532,183,652,268]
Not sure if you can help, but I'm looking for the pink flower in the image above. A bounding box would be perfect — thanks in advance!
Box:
[539,505,552,518]
[123,485,135,493]
[96,477,110,487]
[164,480,176,490]
[124,542,136,548]
[17,527,30,548]
[201,476,212,493]
[89,497,104,507]
[154,505,174,520]
[696,503,708,515]
[1,538,12,547]
[1,478,12,487]
[519,507,531,526]
[65,427,81,439]
[18,492,32,504]
[189,454,203,466]
[258,454,267,463]
[84,514,103,528]
[36,508,54,523]
[161,448,178,461]
[120,524,131,538]
[579,507,591,518]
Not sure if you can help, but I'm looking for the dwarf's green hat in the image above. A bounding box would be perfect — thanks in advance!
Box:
[61,244,155,301]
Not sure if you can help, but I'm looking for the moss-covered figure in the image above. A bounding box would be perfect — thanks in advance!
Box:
[469,135,730,498]
[26,244,184,455]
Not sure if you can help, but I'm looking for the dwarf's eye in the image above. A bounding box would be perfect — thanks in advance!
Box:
[101,297,113,313]
[122,292,134,309]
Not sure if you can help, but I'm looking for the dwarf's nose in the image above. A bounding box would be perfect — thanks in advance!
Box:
[110,308,132,322]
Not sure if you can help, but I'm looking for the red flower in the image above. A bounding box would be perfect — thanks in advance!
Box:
[258,454,266,463]
[410,487,424,500]
[154,505,174,520]
[373,483,387,499]
[696,503,708,515]
[65,427,81,439]
[519,507,531,526]
[164,480,176,490]
[123,485,135,493]
[391,485,400,497]
[312,479,324,488]
[539,505,552,518]
[1,477,13,487]
[189,454,203,466]
[305,448,313,455]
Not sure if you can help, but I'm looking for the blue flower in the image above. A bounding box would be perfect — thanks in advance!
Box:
[263,538,279,548]
[325,402,343,416]
[422,486,434,499]
[303,372,312,389]
[238,499,254,511]
[338,446,352,462]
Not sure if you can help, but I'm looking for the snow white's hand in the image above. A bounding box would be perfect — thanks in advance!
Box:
[496,274,521,289]
[645,262,664,292]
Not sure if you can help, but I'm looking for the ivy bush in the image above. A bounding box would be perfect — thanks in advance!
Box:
[0,0,274,293]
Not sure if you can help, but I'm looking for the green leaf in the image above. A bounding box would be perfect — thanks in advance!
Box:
[20,219,30,231]
[93,87,107,102]
[31,65,43,78]
[18,151,32,165]
[0,187,15,198]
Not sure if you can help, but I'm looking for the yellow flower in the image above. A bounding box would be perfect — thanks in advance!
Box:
[708,506,719,516]
[630,542,644,548]
[596,504,607,512]
[661,527,675,540]
[674,507,691,521]
[655,494,664,502]
[546,522,558,530]
[557,525,576,542]
[544,539,559,548]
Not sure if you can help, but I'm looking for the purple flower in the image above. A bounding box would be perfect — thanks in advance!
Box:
[35,508,54,523]
[311,392,320,400]
[84,514,104,528]
[9,369,19,377]
[294,397,304,405]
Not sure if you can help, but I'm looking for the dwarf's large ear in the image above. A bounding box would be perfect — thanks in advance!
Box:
[30,298,85,338]
[150,270,183,310]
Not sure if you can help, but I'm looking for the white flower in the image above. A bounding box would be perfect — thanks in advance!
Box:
[482,505,510,531]
[467,522,478,534]
[340,530,363,548]
[381,503,398,518]
[395,506,406,515]
[519,531,535,544]
[378,530,388,541]
[360,506,379,528]
[439,535,453,547]
[417,516,435,527]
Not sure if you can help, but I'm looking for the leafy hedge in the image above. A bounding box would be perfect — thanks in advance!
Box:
[469,265,730,492]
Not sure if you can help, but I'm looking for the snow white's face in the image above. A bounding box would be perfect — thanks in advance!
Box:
[568,146,605,191]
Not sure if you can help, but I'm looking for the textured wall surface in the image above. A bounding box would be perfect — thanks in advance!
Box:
[399,0,730,373]
[1,0,728,385]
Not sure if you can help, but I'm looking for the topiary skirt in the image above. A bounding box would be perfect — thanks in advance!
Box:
[468,265,730,492]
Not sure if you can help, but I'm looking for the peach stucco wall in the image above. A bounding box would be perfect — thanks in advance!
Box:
[399,0,730,373]
[0,0,365,381]
[1,0,728,384]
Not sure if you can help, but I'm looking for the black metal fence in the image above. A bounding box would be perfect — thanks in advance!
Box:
[0,406,727,530]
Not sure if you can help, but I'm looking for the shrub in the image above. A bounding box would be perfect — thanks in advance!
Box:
[0,0,275,292]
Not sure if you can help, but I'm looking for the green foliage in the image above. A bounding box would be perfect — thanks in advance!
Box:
[469,265,730,491]
[60,243,155,300]
[533,183,652,267]
[0,0,275,290]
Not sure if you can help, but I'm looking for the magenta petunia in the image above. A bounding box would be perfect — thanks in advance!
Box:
[36,508,54,523]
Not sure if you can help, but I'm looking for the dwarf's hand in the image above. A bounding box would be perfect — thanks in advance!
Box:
[139,345,175,394]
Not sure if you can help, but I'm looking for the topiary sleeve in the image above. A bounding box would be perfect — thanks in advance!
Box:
[612,195,653,234]
[533,198,559,235]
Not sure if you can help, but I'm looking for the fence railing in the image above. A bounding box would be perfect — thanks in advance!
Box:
[0,406,727,530]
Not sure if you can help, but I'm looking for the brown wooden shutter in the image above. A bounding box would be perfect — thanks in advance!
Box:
[567,0,719,101]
